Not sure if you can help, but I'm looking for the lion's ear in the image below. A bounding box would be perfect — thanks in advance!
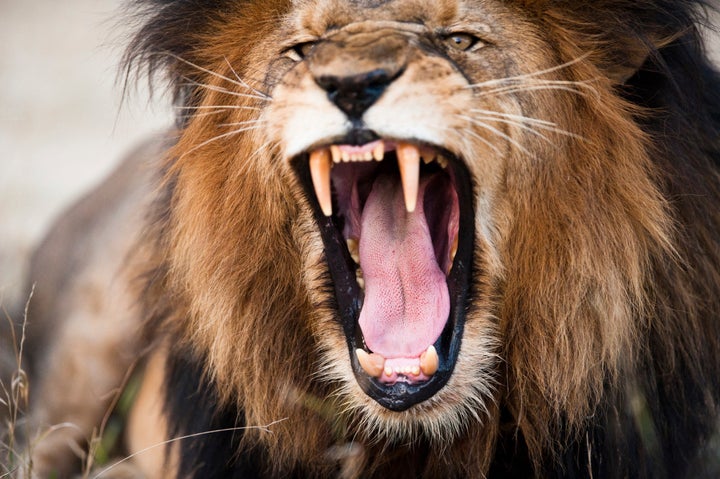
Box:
[518,1,681,84]
[605,33,677,84]
[604,36,653,84]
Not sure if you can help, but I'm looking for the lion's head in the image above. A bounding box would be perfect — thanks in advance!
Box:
[128,0,720,476]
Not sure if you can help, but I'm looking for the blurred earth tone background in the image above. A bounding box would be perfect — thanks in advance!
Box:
[0,0,719,313]
[0,0,173,311]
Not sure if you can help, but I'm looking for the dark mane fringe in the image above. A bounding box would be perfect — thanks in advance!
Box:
[537,0,719,130]
[122,0,241,106]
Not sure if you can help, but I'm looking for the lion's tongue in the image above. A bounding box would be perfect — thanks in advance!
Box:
[358,174,449,359]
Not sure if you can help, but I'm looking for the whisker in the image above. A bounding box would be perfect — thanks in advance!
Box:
[466,110,584,139]
[464,119,532,156]
[248,140,279,163]
[460,114,553,144]
[464,54,592,90]
[177,110,241,121]
[175,104,264,121]
[469,109,558,126]
[456,128,504,157]
[181,77,271,102]
[466,76,600,102]
[482,78,596,90]
[476,84,596,100]
[217,119,267,128]
[158,52,271,99]
[223,56,270,99]
[179,125,264,158]
[175,105,263,112]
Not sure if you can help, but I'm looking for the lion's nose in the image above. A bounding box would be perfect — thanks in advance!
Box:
[316,68,398,120]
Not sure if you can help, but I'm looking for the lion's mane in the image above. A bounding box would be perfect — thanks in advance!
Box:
[126,0,720,477]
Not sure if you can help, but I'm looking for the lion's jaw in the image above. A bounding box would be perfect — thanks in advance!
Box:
[266,14,503,435]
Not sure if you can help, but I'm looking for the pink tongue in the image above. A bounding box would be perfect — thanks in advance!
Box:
[358,174,449,358]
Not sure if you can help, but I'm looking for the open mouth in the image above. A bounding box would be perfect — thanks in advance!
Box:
[292,133,474,411]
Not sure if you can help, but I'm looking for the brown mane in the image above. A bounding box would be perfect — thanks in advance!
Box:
[125,0,720,476]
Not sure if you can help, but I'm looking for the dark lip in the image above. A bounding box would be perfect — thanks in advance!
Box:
[345,126,381,145]
[292,131,475,411]
[303,127,381,153]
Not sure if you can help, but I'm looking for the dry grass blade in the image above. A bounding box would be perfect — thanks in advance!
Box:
[1,286,34,478]
[91,419,288,478]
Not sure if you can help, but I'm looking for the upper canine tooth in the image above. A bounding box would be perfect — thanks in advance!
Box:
[420,345,439,376]
[437,155,448,169]
[373,141,385,161]
[397,142,420,213]
[309,149,333,216]
[356,349,385,378]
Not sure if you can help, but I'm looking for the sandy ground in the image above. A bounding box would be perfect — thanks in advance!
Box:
[0,0,173,309]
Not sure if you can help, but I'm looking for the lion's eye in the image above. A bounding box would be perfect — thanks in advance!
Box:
[286,41,316,62]
[444,33,481,51]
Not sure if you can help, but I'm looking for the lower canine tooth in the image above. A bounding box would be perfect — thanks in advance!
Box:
[347,238,360,264]
[448,236,459,272]
[420,345,439,376]
[309,149,332,216]
[356,349,385,378]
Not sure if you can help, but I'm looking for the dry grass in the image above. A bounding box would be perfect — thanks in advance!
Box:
[1,287,32,478]
[0,290,289,478]
[0,287,129,479]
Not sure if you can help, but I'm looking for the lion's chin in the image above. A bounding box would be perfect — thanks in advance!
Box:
[292,131,475,411]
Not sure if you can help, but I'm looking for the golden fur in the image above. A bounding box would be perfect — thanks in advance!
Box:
[16,0,720,477]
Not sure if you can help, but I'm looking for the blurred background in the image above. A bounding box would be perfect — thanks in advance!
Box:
[0,0,173,310]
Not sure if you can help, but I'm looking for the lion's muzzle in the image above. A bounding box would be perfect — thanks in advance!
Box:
[276,21,476,411]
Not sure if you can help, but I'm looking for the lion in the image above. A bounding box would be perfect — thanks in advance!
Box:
[15,0,720,477]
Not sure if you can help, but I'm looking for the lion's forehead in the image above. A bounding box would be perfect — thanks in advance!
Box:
[289,0,505,35]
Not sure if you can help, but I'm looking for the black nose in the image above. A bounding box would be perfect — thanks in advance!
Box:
[316,69,396,120]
